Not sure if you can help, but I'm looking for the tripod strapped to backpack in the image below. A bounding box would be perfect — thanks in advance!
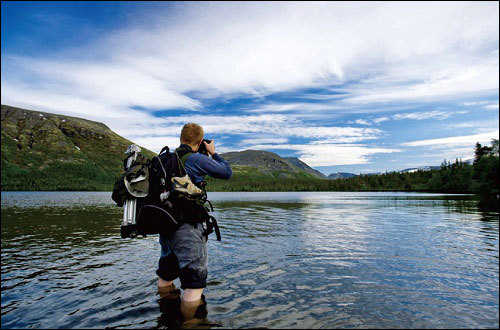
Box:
[112,144,221,241]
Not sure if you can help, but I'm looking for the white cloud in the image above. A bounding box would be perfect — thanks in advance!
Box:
[373,117,390,124]
[484,103,499,110]
[401,130,499,147]
[344,57,499,104]
[419,147,476,163]
[110,112,382,156]
[246,143,400,166]
[0,83,146,121]
[122,2,499,104]
[249,102,344,113]
[4,57,200,111]
[392,111,452,120]
[311,136,379,144]
[121,113,382,140]
[348,110,463,126]
[448,120,499,133]
[462,100,498,110]
[2,1,498,170]
[3,2,498,120]
[354,119,371,125]
[130,136,180,154]
[463,101,491,106]
[239,137,288,145]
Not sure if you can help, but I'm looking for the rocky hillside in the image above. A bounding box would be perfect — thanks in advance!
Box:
[284,157,326,178]
[1,104,326,191]
[328,172,357,179]
[1,105,155,190]
[219,150,324,179]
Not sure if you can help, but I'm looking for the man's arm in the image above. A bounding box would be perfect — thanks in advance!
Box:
[201,153,231,179]
[184,153,232,182]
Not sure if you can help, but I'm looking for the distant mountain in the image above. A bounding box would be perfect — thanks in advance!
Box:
[399,166,441,173]
[1,105,326,191]
[327,172,357,179]
[1,104,155,190]
[221,150,294,172]
[283,157,326,178]
[219,150,324,179]
[4,104,464,193]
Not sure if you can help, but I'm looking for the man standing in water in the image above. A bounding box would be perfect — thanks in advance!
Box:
[156,123,232,325]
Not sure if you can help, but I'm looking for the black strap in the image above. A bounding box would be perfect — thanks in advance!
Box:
[205,215,221,241]
[159,146,169,155]
[155,156,168,182]
[138,204,178,225]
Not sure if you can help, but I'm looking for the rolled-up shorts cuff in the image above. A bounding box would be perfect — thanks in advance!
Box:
[156,253,179,281]
[158,223,208,288]
[180,267,207,289]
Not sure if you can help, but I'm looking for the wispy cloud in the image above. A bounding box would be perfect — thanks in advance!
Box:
[3,2,498,116]
[2,2,498,170]
[462,100,499,110]
[353,119,371,125]
[247,102,344,113]
[392,111,458,121]
[401,130,499,147]
[484,103,499,110]
[373,117,390,124]
[447,120,499,133]
[246,143,400,166]
[118,113,383,154]
[239,137,288,145]
[344,58,499,104]
[348,110,464,126]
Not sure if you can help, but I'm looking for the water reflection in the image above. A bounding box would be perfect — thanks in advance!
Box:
[156,288,223,329]
[157,286,183,329]
[1,192,498,329]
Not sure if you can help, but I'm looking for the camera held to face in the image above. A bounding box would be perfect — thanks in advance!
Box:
[197,139,212,155]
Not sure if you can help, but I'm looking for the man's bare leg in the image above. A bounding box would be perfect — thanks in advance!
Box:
[158,277,174,289]
[181,288,206,324]
[182,288,203,302]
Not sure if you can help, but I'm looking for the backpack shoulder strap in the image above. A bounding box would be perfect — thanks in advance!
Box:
[175,151,193,176]
[180,152,193,166]
[154,155,168,180]
[159,146,169,155]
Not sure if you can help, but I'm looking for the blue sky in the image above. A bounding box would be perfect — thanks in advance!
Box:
[2,1,499,175]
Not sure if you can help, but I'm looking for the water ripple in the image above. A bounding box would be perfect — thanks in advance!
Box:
[1,192,498,328]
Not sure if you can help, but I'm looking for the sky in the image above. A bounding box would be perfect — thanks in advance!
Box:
[2,1,499,175]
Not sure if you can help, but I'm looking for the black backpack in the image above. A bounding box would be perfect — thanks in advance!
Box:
[112,146,181,238]
[112,145,220,240]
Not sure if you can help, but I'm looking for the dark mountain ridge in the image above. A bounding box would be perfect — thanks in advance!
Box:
[1,105,323,190]
[219,150,325,178]
[328,172,357,179]
[1,104,155,190]
[283,157,327,178]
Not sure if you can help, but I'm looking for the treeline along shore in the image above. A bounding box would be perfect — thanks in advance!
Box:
[208,139,499,196]
[1,105,498,204]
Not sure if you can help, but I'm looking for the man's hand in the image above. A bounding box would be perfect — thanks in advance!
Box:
[203,140,215,156]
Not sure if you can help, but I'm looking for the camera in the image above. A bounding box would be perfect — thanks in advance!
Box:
[198,139,212,155]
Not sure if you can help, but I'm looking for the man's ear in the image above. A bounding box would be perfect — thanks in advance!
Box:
[193,139,203,152]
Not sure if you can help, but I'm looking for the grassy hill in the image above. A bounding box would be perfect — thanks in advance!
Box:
[220,150,324,178]
[1,105,155,191]
[5,104,492,197]
[283,157,327,178]
[206,150,326,191]
[1,105,321,191]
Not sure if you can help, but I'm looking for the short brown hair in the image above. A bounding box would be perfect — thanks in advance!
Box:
[180,123,204,145]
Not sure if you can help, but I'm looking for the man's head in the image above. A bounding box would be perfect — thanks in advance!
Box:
[180,123,204,151]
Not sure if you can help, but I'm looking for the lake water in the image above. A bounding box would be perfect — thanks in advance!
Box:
[1,191,498,329]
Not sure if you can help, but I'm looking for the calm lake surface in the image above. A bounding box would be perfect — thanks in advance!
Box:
[1,191,498,329]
